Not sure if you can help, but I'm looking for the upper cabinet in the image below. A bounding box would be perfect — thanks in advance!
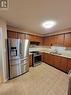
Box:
[17,33,26,39]
[43,34,64,46]
[64,33,71,47]
[8,30,28,39]
[7,30,18,39]
[43,33,71,47]
[57,34,64,45]
[7,30,43,45]
[28,35,43,45]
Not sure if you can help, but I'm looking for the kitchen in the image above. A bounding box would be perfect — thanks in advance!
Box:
[0,0,71,95]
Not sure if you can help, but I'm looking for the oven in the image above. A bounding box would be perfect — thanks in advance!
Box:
[31,51,42,66]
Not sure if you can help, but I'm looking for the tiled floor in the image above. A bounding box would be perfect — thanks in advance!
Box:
[0,63,69,95]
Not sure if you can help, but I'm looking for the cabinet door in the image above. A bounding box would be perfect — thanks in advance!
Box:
[41,53,44,62]
[57,34,64,45]
[53,55,61,69]
[29,34,43,45]
[43,36,53,46]
[50,35,57,45]
[47,54,55,66]
[29,54,32,67]
[7,30,18,39]
[64,33,71,47]
[60,57,68,72]
[43,53,55,66]
[42,53,47,63]
[18,33,25,39]
[43,37,49,46]
[67,59,71,73]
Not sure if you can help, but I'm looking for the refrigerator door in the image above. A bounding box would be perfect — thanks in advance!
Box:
[20,39,29,58]
[8,38,20,60]
[9,59,21,79]
[21,58,29,74]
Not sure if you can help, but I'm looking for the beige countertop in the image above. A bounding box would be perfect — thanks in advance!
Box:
[29,50,71,59]
[40,50,71,59]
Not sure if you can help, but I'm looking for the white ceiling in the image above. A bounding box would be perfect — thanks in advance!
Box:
[0,0,71,34]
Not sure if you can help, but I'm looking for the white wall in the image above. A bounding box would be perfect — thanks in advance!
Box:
[0,18,8,82]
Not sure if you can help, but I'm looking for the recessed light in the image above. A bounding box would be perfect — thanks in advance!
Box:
[42,21,56,29]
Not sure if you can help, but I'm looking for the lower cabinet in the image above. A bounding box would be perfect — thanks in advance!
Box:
[42,53,68,73]
[53,55,61,69]
[29,54,32,67]
[59,57,68,72]
[67,59,71,73]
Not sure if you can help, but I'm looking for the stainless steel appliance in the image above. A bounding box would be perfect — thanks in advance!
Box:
[31,51,41,67]
[8,38,29,79]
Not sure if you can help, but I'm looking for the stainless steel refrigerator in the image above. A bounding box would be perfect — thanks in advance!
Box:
[7,38,29,79]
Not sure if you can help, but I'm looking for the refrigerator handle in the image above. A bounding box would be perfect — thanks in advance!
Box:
[16,49,17,56]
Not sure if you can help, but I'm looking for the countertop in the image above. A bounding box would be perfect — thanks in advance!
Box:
[42,51,71,59]
[29,50,71,59]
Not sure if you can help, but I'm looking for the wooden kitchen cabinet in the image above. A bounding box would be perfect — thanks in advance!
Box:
[60,57,68,72]
[29,34,43,45]
[43,37,49,46]
[42,53,55,66]
[42,53,47,63]
[17,33,26,39]
[7,30,18,39]
[41,53,44,62]
[43,36,54,46]
[57,34,64,45]
[42,52,68,72]
[53,55,61,69]
[64,33,71,47]
[43,34,64,46]
[29,54,32,67]
[67,58,71,73]
[47,54,55,66]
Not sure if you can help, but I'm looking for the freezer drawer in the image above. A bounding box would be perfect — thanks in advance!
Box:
[10,64,21,79]
[21,59,29,74]
[9,59,21,66]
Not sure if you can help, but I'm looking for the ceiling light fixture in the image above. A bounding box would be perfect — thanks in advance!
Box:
[42,21,56,29]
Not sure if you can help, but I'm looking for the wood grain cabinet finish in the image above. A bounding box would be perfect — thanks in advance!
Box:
[43,34,64,46]
[29,54,32,67]
[64,33,71,47]
[67,59,71,73]
[29,35,43,45]
[42,53,47,63]
[42,53,68,72]
[42,53,56,66]
[59,57,68,72]
[17,33,26,39]
[53,55,61,69]
[47,54,55,66]
[7,30,18,39]
[41,53,44,62]
[43,37,49,46]
[57,34,64,45]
